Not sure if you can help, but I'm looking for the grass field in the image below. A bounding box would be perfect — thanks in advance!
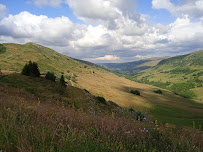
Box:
[0,73,203,151]
[0,43,203,128]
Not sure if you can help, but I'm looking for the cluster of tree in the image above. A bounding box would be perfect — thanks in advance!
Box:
[21,61,40,77]
[22,61,66,86]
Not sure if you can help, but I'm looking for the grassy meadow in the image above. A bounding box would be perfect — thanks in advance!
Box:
[0,73,203,151]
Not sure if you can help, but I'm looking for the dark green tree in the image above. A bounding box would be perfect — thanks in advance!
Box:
[45,72,56,82]
[21,61,40,77]
[60,75,66,86]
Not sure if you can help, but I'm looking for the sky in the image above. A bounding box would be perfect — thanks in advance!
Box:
[0,0,203,63]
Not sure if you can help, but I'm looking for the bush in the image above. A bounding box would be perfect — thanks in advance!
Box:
[130,90,140,96]
[60,75,66,87]
[45,72,56,82]
[96,96,107,105]
[0,44,6,54]
[135,111,145,121]
[154,89,162,94]
[21,61,40,77]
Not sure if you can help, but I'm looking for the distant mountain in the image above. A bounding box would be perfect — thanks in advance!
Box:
[99,57,169,73]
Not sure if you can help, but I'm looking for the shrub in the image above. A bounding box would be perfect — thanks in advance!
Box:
[135,111,145,121]
[154,89,162,94]
[96,96,107,105]
[0,44,6,54]
[21,61,40,77]
[60,75,66,86]
[130,90,140,96]
[45,72,56,82]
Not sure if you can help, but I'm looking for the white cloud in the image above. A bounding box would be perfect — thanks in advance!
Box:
[85,55,120,61]
[0,11,81,46]
[134,55,148,59]
[152,0,203,19]
[33,0,63,7]
[0,4,7,18]
[1,0,203,63]
[152,0,174,10]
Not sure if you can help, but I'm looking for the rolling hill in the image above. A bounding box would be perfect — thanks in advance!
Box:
[124,50,203,101]
[99,57,169,73]
[0,42,203,128]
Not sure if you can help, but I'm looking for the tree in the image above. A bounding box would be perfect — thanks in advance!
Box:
[21,61,40,77]
[45,72,56,82]
[60,75,66,86]
[32,62,40,77]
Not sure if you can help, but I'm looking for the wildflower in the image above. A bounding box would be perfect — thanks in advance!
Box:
[62,102,65,111]
[166,123,169,128]
[112,112,114,118]
[155,120,158,125]
[138,116,140,121]
[21,98,24,107]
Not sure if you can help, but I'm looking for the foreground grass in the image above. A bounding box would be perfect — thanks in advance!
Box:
[0,74,203,151]
[1,98,203,151]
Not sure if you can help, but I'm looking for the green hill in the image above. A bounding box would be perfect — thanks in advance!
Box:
[125,50,203,101]
[0,42,203,128]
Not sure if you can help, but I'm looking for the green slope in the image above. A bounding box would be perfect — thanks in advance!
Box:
[126,50,203,100]
[1,74,203,151]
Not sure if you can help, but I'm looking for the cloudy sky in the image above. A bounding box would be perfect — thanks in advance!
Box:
[0,0,203,63]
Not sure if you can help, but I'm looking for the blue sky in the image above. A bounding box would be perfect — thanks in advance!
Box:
[1,0,174,24]
[0,0,203,63]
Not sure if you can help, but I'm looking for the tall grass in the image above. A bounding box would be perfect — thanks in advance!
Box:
[0,97,202,152]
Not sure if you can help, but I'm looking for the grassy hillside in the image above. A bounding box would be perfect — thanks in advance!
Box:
[1,73,203,151]
[126,51,203,101]
[0,43,203,128]
[99,57,168,73]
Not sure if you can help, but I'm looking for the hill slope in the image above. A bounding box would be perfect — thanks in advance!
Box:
[99,57,168,73]
[126,50,203,100]
[1,74,203,151]
[0,43,203,127]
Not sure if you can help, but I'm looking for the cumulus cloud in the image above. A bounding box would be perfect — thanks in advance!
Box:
[33,0,63,7]
[66,0,136,22]
[0,0,203,62]
[152,0,203,19]
[0,4,7,18]
[85,55,120,61]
